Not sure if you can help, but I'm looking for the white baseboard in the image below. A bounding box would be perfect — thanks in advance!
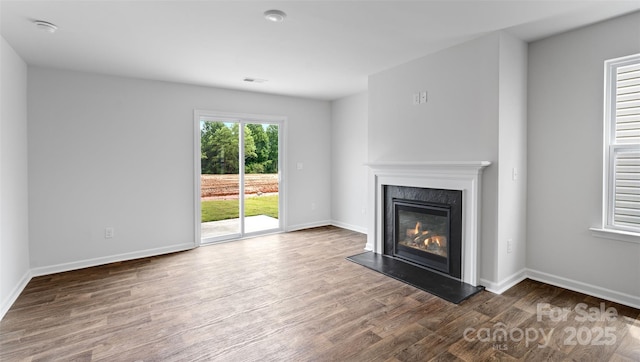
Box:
[286,220,331,232]
[5,238,639,321]
[526,268,640,310]
[480,268,640,309]
[1,269,32,321]
[30,242,196,277]
[330,220,367,234]
[480,269,527,295]
[1,242,196,321]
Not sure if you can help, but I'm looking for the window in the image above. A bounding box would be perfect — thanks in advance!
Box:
[596,53,640,241]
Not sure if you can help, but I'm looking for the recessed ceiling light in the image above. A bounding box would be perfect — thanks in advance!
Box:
[264,9,286,23]
[34,20,58,33]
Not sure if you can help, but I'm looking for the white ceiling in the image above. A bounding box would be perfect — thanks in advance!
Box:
[2,1,640,100]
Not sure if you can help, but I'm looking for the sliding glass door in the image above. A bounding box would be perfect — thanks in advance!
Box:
[196,112,282,243]
[242,123,280,234]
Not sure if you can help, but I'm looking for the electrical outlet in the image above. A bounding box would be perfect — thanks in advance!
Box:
[311,202,317,211]
[507,238,513,254]
[512,167,518,181]
[420,91,427,104]
[105,227,114,239]
[412,93,420,105]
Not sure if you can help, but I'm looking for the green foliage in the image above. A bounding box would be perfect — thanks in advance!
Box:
[201,195,279,222]
[266,125,279,173]
[245,124,271,173]
[201,122,279,174]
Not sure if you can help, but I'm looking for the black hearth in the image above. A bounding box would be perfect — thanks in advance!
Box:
[348,163,488,304]
[347,185,482,304]
[384,185,462,279]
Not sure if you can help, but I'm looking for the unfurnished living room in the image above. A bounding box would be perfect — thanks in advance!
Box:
[1,1,640,361]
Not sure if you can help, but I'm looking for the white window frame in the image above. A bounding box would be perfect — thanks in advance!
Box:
[193,109,287,246]
[591,53,640,244]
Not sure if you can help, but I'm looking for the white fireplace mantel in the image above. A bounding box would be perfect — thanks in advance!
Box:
[365,161,491,286]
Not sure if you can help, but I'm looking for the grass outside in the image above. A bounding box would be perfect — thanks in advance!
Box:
[201,195,278,222]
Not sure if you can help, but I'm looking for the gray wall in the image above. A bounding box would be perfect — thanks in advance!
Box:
[527,12,640,299]
[4,10,640,318]
[27,67,331,272]
[496,32,528,284]
[0,37,30,317]
[368,33,503,285]
[330,92,368,233]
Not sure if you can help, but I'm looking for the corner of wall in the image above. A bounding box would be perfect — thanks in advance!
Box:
[495,31,528,283]
[526,11,640,304]
[0,36,31,320]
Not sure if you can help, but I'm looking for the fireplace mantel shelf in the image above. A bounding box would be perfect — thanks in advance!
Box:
[365,161,491,169]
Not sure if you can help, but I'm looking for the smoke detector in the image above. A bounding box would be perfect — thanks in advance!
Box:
[264,10,286,23]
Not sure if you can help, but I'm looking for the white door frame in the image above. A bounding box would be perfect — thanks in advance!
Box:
[193,109,286,246]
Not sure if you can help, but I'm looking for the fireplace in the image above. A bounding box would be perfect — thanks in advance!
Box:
[384,185,462,279]
[367,161,490,286]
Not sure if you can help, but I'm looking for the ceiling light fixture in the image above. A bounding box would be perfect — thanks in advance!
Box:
[264,9,286,23]
[34,20,58,33]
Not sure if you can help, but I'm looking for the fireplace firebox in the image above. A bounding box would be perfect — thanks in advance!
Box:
[394,200,450,273]
[384,186,462,279]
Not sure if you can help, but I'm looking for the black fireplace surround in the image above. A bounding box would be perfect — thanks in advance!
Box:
[384,185,463,279]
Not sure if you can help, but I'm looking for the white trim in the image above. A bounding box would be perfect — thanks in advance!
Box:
[602,56,615,230]
[30,242,195,277]
[1,242,191,321]
[480,269,527,295]
[526,268,640,310]
[601,54,640,234]
[589,227,640,244]
[330,220,367,234]
[479,268,640,309]
[366,161,492,169]
[286,220,331,232]
[366,161,491,286]
[5,239,640,319]
[0,269,32,321]
[195,110,288,124]
[200,229,283,246]
[193,109,286,243]
[193,110,203,247]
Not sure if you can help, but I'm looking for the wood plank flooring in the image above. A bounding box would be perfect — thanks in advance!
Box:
[1,226,639,361]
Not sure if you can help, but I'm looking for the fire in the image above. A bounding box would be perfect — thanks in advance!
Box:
[412,222,429,237]
[424,237,441,249]
[407,222,433,245]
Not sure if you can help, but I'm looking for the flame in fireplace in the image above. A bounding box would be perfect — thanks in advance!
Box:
[423,237,441,249]
[412,222,429,237]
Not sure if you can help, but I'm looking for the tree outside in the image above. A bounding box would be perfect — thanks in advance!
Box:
[200,121,279,223]
[201,122,279,175]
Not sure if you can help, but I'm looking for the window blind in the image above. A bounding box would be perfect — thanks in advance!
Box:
[613,61,640,229]
[615,62,640,143]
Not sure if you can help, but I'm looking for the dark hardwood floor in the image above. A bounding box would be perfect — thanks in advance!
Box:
[1,226,639,361]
